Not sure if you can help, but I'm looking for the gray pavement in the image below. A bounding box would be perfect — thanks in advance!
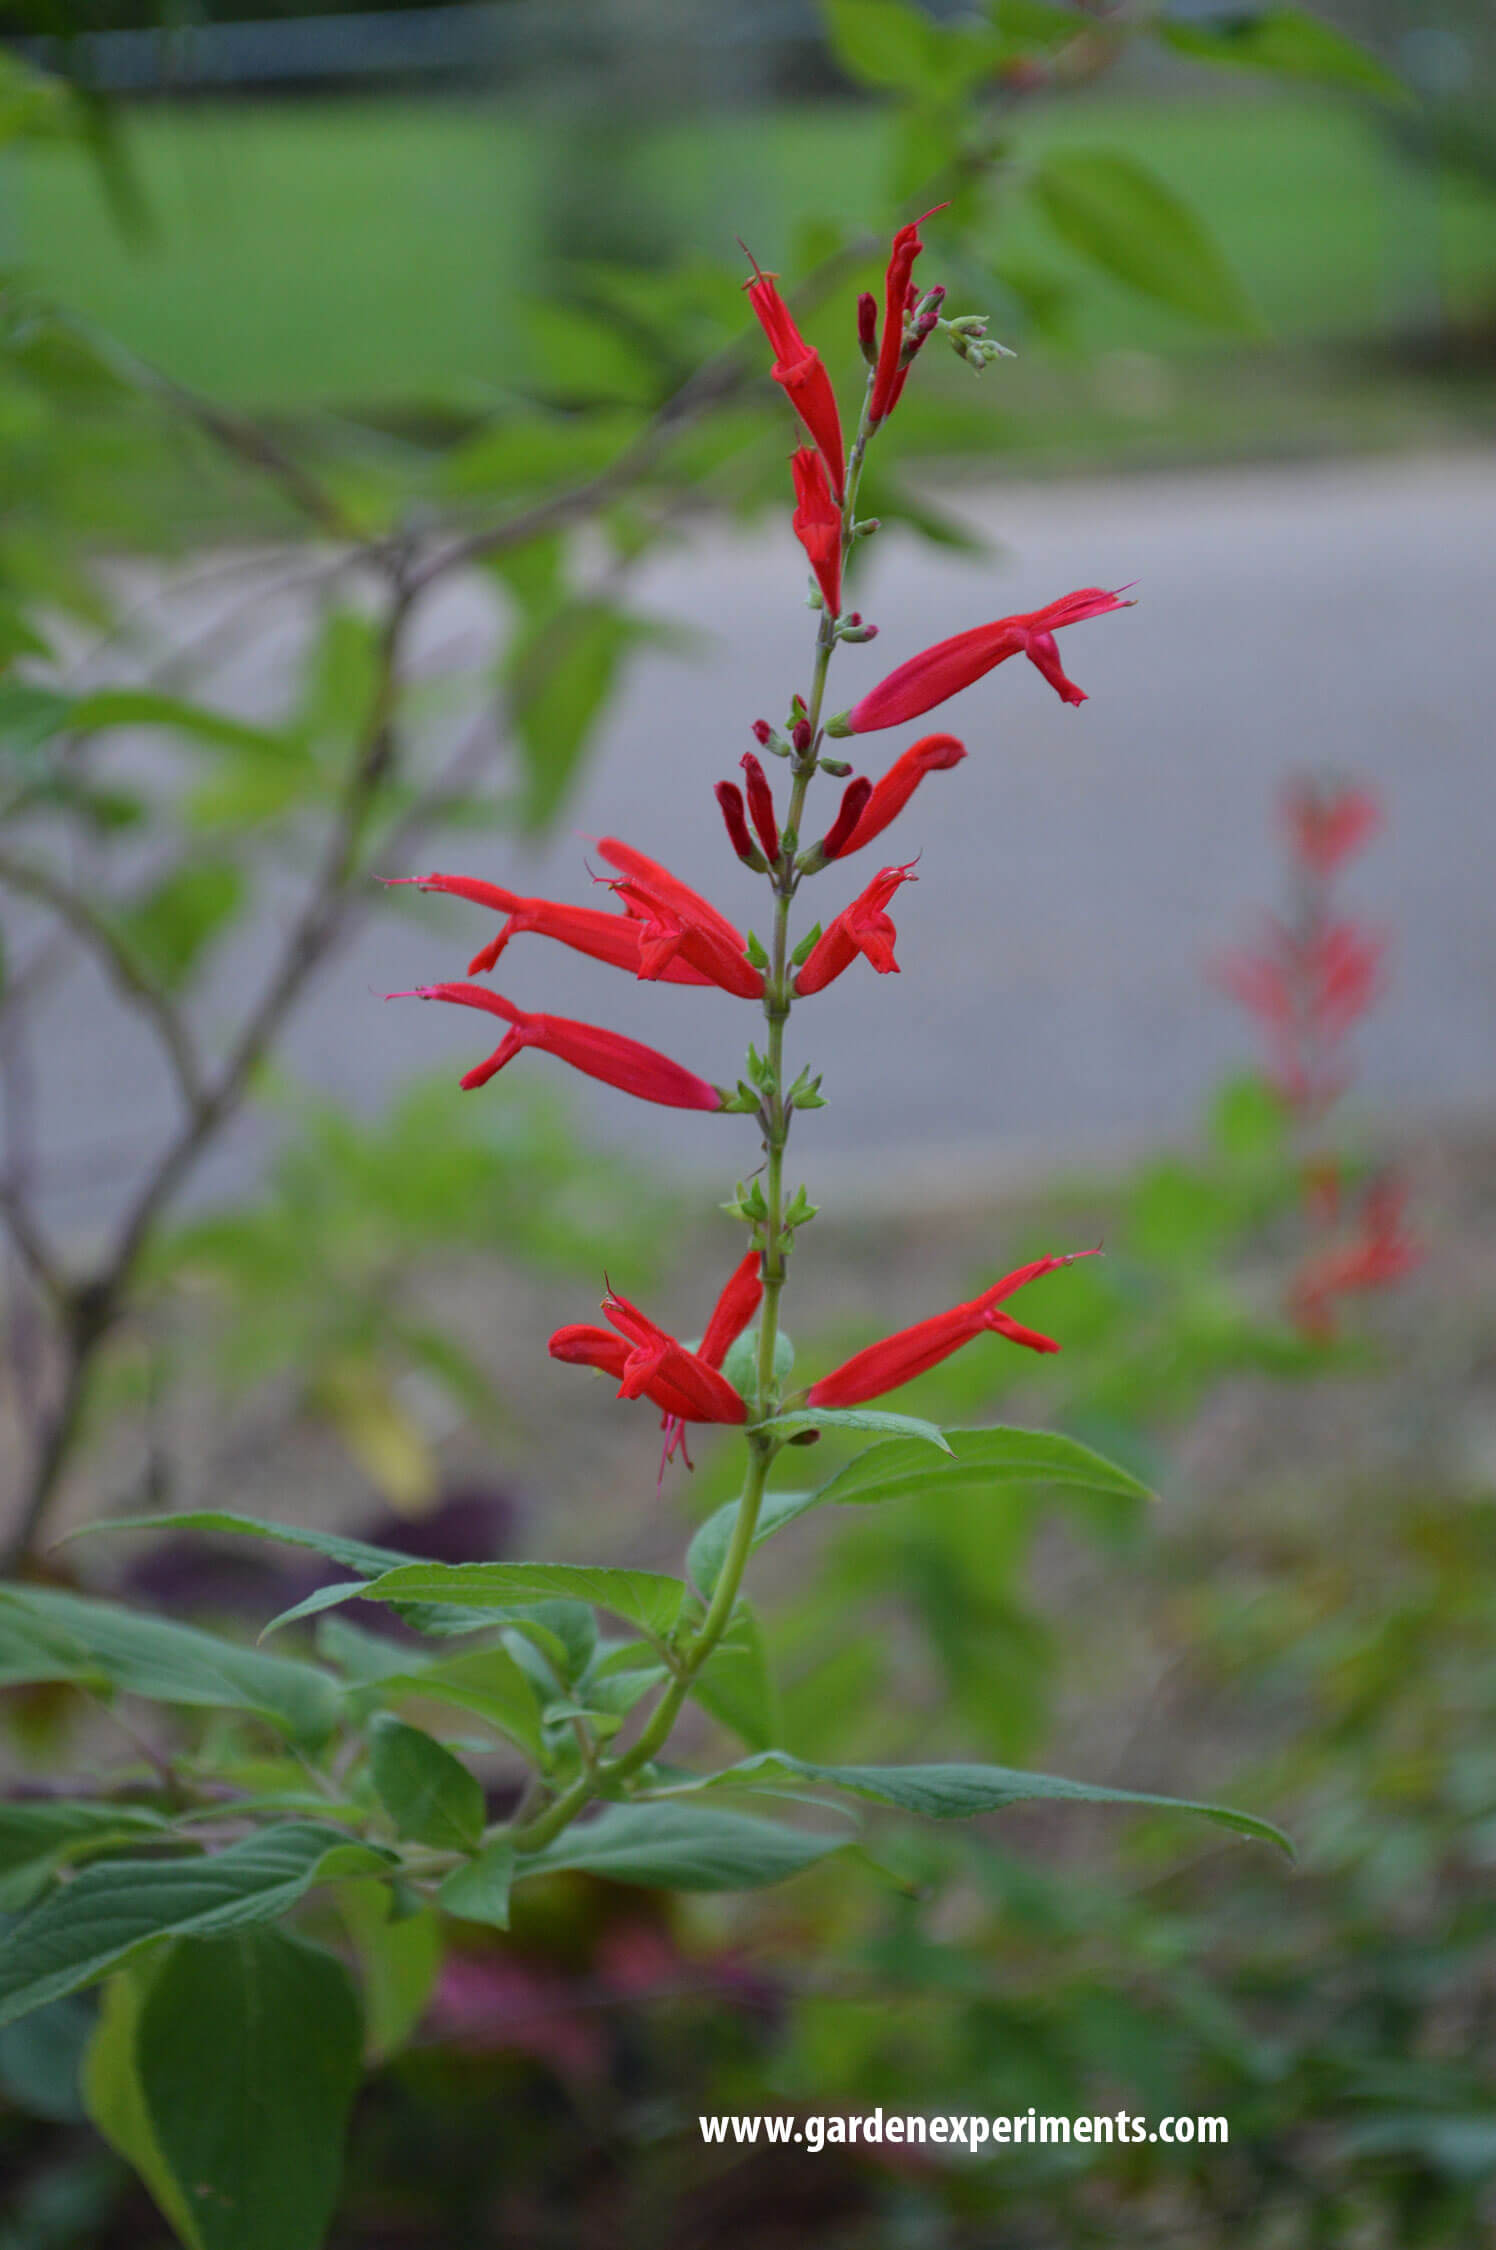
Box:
[15,449,1496,1233]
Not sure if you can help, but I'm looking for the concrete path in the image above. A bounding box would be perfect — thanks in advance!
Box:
[16,449,1496,1231]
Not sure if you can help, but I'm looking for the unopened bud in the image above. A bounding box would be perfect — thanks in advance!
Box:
[839,618,879,643]
[824,711,853,739]
[715,780,768,872]
[791,719,813,755]
[819,757,853,778]
[857,291,878,365]
[751,719,773,746]
[851,518,881,541]
[740,752,780,861]
[815,773,873,863]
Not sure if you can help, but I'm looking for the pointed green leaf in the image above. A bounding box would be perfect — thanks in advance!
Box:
[0,1823,393,2027]
[1158,7,1406,103]
[672,1755,1290,1853]
[438,1840,516,1931]
[518,1803,847,1892]
[376,1645,544,1762]
[808,1425,1155,1511]
[686,1487,818,1600]
[759,1407,952,1451]
[332,1881,441,2063]
[0,1587,339,1744]
[0,1801,171,1904]
[367,1718,484,1852]
[691,1604,780,1752]
[84,1963,207,2250]
[133,1929,362,2250]
[1031,147,1260,332]
[70,1509,416,1581]
[354,1562,691,1641]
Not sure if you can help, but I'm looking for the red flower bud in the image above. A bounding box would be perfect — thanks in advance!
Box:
[740,752,780,861]
[869,205,948,428]
[715,781,767,871]
[807,1251,1097,1407]
[832,735,966,857]
[790,447,842,621]
[751,719,774,747]
[794,862,917,995]
[816,774,874,863]
[845,587,1134,732]
[857,291,878,365]
[791,719,813,755]
[743,259,846,500]
[390,984,724,1111]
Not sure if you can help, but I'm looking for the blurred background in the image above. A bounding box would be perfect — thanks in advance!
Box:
[2,1,1496,2244]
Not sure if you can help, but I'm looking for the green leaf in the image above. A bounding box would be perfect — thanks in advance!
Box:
[0,679,74,756]
[115,862,245,992]
[687,1487,818,1600]
[0,1992,96,2122]
[760,1407,953,1450]
[64,690,292,762]
[691,1603,780,1752]
[84,1963,206,2250]
[437,1840,516,1931]
[518,1803,847,1892]
[1031,147,1260,332]
[1158,6,1406,103]
[376,1645,545,1763]
[0,1823,392,2027]
[0,1801,171,1902]
[65,1512,409,1584]
[807,1425,1155,1512]
[367,1718,485,1852]
[671,1755,1291,1853]
[825,0,1000,96]
[506,600,649,833]
[133,1929,362,2250]
[1208,1072,1290,1163]
[353,1562,691,1641]
[0,1587,339,1744]
[333,1881,441,2064]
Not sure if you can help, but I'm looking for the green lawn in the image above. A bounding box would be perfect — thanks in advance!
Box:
[9,89,1496,412]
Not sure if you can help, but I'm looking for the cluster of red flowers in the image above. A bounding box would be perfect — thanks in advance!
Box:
[1216,778,1420,1337]
[390,213,1135,1456]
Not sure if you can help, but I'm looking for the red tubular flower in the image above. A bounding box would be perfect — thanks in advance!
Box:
[386,874,711,984]
[696,1250,764,1368]
[743,263,846,500]
[597,837,764,999]
[869,205,948,427]
[807,1251,1098,1408]
[1280,780,1382,878]
[547,1272,750,1431]
[839,588,1134,733]
[794,862,917,995]
[391,984,723,1109]
[828,735,966,857]
[790,448,843,620]
[1215,915,1383,1113]
[740,753,780,861]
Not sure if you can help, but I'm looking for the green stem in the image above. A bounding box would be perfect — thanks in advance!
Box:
[508,382,878,1862]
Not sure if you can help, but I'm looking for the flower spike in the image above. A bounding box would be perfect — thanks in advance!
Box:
[869,204,949,427]
[836,588,1134,734]
[807,1251,1098,1408]
[390,984,724,1110]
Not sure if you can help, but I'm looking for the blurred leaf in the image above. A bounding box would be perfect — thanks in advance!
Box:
[0,1824,393,2026]
[516,299,663,408]
[115,860,244,992]
[331,1880,440,2063]
[672,1753,1291,1850]
[1031,148,1260,332]
[1208,1070,1291,1163]
[1158,6,1406,103]
[825,0,1000,97]
[443,407,644,499]
[368,1717,485,1852]
[0,1989,95,2122]
[692,1603,780,1751]
[519,1803,848,1891]
[0,678,73,755]
[376,1645,545,1764]
[505,598,659,833]
[132,1930,362,2250]
[437,1840,515,1930]
[84,1963,206,2250]
[66,689,291,762]
[0,1586,339,1744]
